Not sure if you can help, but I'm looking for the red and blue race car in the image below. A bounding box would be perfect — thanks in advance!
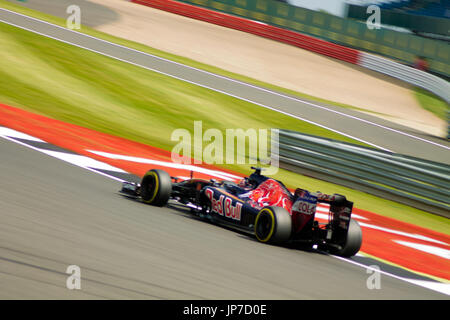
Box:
[119,167,362,257]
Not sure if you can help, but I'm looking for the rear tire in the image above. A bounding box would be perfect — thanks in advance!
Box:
[333,219,362,257]
[140,169,172,206]
[254,206,292,244]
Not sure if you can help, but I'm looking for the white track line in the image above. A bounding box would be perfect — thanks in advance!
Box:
[4,9,449,151]
[38,149,127,173]
[357,221,449,246]
[332,255,450,296]
[393,240,450,259]
[87,150,242,180]
[0,127,45,142]
[0,134,126,182]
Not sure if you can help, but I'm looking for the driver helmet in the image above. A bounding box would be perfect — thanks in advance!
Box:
[238,178,252,189]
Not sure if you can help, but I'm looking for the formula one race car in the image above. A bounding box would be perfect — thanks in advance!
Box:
[119,167,362,257]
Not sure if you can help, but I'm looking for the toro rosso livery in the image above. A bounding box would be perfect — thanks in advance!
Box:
[120,167,362,257]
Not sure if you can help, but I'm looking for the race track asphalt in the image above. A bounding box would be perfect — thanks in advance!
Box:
[0,137,447,299]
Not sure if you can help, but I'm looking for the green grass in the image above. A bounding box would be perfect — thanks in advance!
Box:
[0,3,449,235]
[414,88,449,121]
[0,0,396,118]
[0,22,366,148]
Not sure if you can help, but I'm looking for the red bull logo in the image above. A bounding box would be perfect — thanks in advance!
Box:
[205,188,242,221]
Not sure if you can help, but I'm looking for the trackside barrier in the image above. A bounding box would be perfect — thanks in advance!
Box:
[359,53,450,103]
[276,130,450,218]
[133,0,450,106]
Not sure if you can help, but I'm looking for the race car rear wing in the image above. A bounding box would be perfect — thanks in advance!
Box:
[294,189,354,238]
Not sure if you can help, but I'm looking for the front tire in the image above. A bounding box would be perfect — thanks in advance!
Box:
[254,206,292,244]
[140,169,172,206]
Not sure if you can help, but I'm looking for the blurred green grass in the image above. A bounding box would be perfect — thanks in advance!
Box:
[0,22,366,149]
[414,88,448,121]
[0,0,397,117]
[0,6,448,235]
